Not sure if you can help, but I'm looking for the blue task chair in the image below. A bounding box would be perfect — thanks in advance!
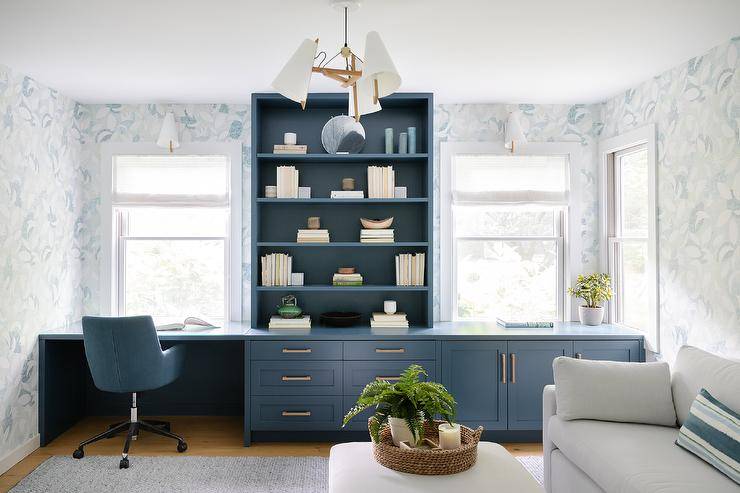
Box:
[73,316,188,469]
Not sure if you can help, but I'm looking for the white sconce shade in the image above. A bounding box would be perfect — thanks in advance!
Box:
[156,111,180,152]
[504,111,528,152]
[272,38,319,107]
[362,31,401,98]
[349,75,382,118]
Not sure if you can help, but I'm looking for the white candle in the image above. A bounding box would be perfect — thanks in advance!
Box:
[438,423,461,450]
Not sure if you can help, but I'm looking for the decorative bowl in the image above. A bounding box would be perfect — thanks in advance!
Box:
[360,217,394,229]
[320,312,362,327]
[338,267,356,274]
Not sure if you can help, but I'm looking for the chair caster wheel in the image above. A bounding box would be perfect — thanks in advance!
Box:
[177,441,188,453]
[72,448,84,459]
[119,458,129,469]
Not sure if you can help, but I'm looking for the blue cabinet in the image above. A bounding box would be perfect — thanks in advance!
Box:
[574,340,641,362]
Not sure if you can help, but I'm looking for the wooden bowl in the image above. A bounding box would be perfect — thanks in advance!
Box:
[361,217,394,229]
[338,267,356,274]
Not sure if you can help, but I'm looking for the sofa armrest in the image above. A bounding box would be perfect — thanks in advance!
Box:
[543,384,557,493]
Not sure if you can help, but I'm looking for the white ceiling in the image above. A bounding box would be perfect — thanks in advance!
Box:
[0,0,737,104]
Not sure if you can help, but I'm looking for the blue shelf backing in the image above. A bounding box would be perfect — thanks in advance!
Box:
[255,285,429,292]
[256,153,428,162]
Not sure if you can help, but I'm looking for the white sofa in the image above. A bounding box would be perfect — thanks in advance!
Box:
[543,346,739,493]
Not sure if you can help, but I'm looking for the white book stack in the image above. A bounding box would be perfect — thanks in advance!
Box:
[297,229,330,243]
[360,229,394,243]
[370,312,409,328]
[277,166,299,198]
[395,253,425,286]
[269,315,311,329]
[367,166,395,198]
[330,190,364,199]
[260,253,293,286]
[273,144,307,154]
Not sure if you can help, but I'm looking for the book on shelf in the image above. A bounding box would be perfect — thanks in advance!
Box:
[361,229,394,243]
[367,165,395,198]
[297,229,330,243]
[277,166,299,198]
[261,253,293,286]
[273,144,307,154]
[496,318,554,328]
[330,190,365,199]
[269,315,311,329]
[332,273,363,286]
[371,312,409,328]
[156,317,219,331]
[395,253,425,286]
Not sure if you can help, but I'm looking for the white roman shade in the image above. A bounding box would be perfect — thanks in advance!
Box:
[113,154,230,207]
[452,154,569,205]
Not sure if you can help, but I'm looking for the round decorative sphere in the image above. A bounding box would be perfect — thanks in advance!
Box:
[321,115,366,154]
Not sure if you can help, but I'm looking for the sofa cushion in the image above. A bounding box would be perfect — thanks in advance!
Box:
[548,416,739,492]
[553,356,677,426]
[675,388,740,485]
[672,346,740,426]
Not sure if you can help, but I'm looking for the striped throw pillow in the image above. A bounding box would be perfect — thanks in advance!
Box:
[675,388,740,485]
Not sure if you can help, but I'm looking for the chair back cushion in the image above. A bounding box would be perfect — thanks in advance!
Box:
[553,356,677,426]
[672,346,740,426]
[81,316,165,393]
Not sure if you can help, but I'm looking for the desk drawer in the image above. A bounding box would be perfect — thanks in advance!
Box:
[250,396,343,430]
[344,360,437,396]
[250,341,342,360]
[344,341,436,360]
[250,361,342,395]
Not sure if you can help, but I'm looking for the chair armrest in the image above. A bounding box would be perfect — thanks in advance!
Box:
[160,345,186,386]
[543,385,557,493]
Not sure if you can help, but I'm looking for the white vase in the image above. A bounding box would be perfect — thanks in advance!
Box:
[388,417,415,446]
[579,306,604,326]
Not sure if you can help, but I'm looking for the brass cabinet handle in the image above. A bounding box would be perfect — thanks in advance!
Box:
[282,375,312,381]
[501,353,507,384]
[376,376,401,381]
[375,348,405,353]
[510,353,517,383]
[575,352,583,359]
[282,348,312,353]
[282,411,311,417]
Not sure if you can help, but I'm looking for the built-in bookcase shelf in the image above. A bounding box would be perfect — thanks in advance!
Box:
[251,92,433,328]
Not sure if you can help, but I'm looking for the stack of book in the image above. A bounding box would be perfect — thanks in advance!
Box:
[330,190,364,199]
[395,253,425,286]
[260,253,293,286]
[277,166,299,198]
[273,144,307,154]
[370,312,409,328]
[269,315,311,329]
[332,272,363,286]
[367,165,395,198]
[297,229,330,243]
[360,229,394,243]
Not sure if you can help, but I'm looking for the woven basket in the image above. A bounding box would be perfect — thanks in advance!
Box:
[371,419,483,475]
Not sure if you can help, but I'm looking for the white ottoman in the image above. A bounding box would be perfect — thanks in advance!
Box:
[329,441,542,492]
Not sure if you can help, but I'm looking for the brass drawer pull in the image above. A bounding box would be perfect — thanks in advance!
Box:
[510,353,517,384]
[376,376,401,381]
[375,348,405,353]
[501,353,507,384]
[282,348,312,353]
[282,411,311,417]
[281,375,312,381]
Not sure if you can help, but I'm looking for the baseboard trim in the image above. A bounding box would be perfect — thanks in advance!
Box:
[0,434,40,476]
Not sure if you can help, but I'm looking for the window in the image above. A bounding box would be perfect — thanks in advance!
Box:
[101,143,242,323]
[600,125,658,350]
[441,144,578,322]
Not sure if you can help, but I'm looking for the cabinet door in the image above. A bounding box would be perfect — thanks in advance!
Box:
[507,340,572,430]
[441,341,507,430]
[573,340,642,362]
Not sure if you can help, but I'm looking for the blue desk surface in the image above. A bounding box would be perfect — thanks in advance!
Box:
[39,321,645,341]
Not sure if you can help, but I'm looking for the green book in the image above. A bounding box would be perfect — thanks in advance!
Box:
[332,281,363,286]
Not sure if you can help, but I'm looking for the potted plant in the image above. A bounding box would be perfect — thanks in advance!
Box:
[568,273,613,325]
[343,364,456,447]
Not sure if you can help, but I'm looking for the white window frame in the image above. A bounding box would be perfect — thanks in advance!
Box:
[440,141,584,322]
[599,124,659,352]
[100,142,242,321]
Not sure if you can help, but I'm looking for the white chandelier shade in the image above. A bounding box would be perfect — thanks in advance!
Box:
[349,74,382,118]
[272,38,319,106]
[504,110,528,151]
[156,111,180,152]
[362,31,401,98]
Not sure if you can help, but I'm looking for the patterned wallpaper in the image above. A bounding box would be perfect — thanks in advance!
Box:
[601,37,740,362]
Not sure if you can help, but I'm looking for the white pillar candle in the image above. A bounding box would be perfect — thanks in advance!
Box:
[284,132,297,145]
[438,423,461,450]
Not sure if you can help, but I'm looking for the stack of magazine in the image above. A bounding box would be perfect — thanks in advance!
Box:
[269,315,311,329]
[360,229,394,243]
[370,312,409,328]
[297,229,330,243]
[332,272,363,286]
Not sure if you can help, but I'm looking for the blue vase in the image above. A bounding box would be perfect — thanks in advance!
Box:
[384,128,393,154]
[407,127,416,154]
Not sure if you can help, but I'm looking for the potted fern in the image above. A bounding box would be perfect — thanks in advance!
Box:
[568,273,613,325]
[342,364,456,447]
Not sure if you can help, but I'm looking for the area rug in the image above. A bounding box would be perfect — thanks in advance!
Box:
[11,455,544,492]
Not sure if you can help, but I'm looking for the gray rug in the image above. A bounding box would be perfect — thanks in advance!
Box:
[11,455,543,492]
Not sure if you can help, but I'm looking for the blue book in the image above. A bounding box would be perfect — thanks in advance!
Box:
[496,318,554,328]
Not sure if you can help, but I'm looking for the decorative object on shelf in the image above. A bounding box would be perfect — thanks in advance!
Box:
[331,190,364,198]
[321,115,366,154]
[264,185,277,198]
[343,364,456,447]
[338,267,356,274]
[276,295,303,319]
[367,165,395,198]
[291,272,304,286]
[396,253,425,286]
[297,228,330,243]
[298,186,311,199]
[371,311,408,328]
[398,132,408,154]
[384,128,393,154]
[394,186,407,198]
[277,165,299,198]
[360,217,394,230]
[438,422,462,450]
[269,314,311,329]
[383,300,397,314]
[496,318,554,328]
[261,253,293,286]
[273,144,307,154]
[361,229,394,243]
[320,311,362,327]
[407,127,417,154]
[307,216,321,229]
[271,0,401,121]
[341,177,356,191]
[156,111,180,153]
[333,270,363,285]
[284,132,297,145]
[504,110,528,153]
[568,273,613,326]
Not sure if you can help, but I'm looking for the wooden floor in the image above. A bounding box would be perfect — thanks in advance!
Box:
[0,416,543,492]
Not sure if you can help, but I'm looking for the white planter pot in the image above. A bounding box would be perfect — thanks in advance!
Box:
[579,306,604,326]
[388,417,416,446]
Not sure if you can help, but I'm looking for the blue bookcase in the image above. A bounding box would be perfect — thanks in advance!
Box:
[251,93,434,328]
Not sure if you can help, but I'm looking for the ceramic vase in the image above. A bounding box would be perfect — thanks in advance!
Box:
[579,306,604,326]
[388,417,416,446]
